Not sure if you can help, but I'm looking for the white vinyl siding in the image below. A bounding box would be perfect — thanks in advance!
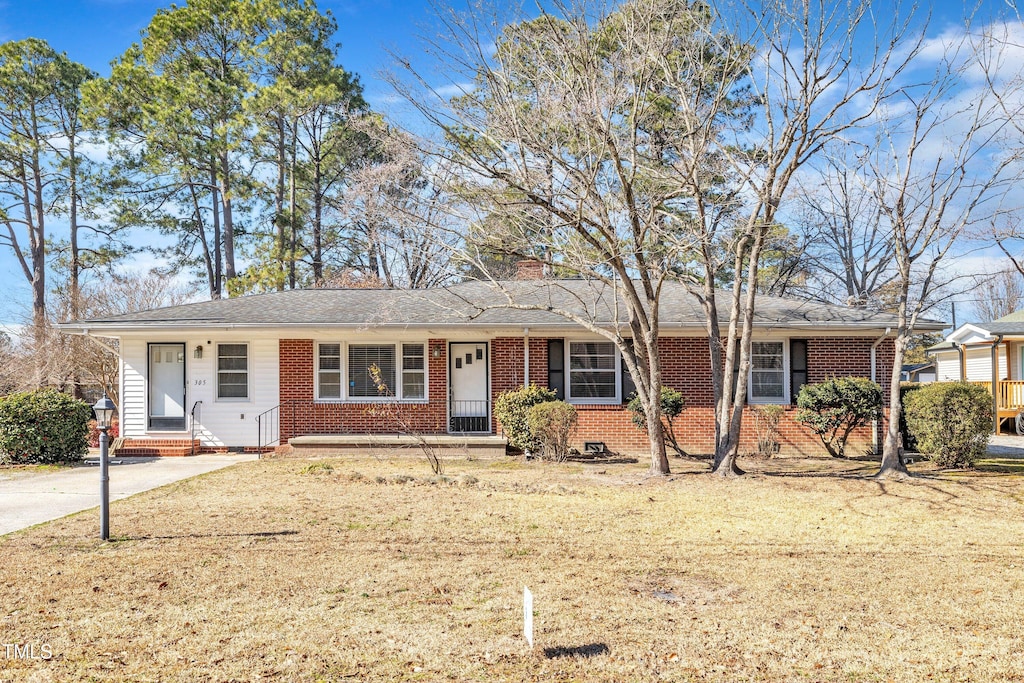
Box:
[118,335,279,447]
[750,341,787,403]
[933,350,961,381]
[568,341,618,402]
[964,346,1006,382]
[217,343,249,400]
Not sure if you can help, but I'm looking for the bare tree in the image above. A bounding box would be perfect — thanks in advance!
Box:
[390,0,919,475]
[864,20,1024,478]
[22,270,196,405]
[793,151,896,306]
[670,0,917,475]
[327,123,461,289]
[972,268,1024,322]
[391,0,762,474]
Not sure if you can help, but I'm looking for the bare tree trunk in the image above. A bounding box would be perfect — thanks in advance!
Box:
[288,121,298,289]
[312,165,323,286]
[29,107,47,386]
[209,160,222,299]
[220,152,236,288]
[68,129,83,399]
[274,114,287,290]
[876,333,910,478]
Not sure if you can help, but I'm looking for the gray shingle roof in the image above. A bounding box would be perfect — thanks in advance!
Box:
[60,279,946,331]
[971,321,1024,335]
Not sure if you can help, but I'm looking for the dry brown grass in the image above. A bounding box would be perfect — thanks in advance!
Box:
[2,454,1024,682]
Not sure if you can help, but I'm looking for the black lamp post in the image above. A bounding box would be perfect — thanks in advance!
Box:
[93,393,115,541]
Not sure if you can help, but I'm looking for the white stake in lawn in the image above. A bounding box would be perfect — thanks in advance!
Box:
[523,586,533,648]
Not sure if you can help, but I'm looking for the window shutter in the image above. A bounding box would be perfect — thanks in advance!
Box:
[547,339,564,399]
[790,339,808,403]
[621,340,637,403]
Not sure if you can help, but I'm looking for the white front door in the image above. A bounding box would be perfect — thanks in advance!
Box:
[449,342,489,433]
[149,343,186,431]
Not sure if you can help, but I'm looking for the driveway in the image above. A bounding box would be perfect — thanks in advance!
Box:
[0,454,257,536]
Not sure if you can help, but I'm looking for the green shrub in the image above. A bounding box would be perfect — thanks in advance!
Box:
[795,377,883,458]
[494,384,557,452]
[0,389,93,464]
[903,382,991,468]
[527,401,578,462]
[626,387,688,457]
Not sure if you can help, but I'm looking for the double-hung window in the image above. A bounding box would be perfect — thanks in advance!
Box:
[317,343,342,399]
[401,344,426,399]
[317,342,426,400]
[750,341,786,403]
[568,341,618,401]
[217,343,249,400]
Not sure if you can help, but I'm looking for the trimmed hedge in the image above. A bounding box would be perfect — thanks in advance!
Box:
[795,377,882,458]
[494,384,557,452]
[903,382,991,468]
[0,390,93,464]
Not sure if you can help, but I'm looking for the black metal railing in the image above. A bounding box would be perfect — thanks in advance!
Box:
[449,400,490,434]
[258,400,354,448]
[257,403,280,451]
[190,401,203,455]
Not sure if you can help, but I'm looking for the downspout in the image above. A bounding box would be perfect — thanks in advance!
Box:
[952,341,964,381]
[870,327,891,455]
[523,328,530,389]
[992,335,1004,435]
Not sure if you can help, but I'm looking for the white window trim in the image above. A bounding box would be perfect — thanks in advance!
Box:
[748,340,789,405]
[215,342,251,403]
[314,341,429,403]
[565,339,621,405]
[315,342,344,402]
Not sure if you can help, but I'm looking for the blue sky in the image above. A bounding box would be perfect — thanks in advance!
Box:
[0,0,1013,330]
[0,0,438,326]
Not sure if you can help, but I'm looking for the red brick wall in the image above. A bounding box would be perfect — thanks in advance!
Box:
[278,339,448,442]
[278,335,892,457]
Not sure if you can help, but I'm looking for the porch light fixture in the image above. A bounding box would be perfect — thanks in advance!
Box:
[93,393,116,541]
[194,345,203,359]
[431,344,442,359]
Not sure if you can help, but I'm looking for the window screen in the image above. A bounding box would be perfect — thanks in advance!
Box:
[217,343,248,399]
[349,345,396,398]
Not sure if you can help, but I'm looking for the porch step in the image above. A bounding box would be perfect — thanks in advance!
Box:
[118,439,201,457]
[284,434,508,459]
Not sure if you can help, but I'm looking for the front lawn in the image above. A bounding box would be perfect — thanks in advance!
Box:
[1,455,1022,681]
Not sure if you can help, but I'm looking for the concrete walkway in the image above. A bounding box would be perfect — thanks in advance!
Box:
[0,454,257,536]
[987,435,1024,458]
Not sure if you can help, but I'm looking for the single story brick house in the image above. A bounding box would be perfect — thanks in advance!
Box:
[59,276,944,457]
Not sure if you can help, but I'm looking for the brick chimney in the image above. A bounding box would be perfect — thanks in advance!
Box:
[515,259,546,280]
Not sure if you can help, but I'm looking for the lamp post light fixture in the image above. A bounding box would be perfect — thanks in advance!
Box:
[93,393,115,541]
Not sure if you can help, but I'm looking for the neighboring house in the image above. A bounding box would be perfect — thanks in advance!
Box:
[58,273,944,457]
[928,310,1024,432]
[901,362,936,383]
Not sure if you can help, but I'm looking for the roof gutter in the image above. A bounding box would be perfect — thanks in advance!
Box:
[870,327,891,455]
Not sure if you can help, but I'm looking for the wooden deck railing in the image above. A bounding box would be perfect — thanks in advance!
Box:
[968,380,1024,415]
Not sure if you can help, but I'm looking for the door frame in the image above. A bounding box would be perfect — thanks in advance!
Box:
[447,341,490,434]
[147,341,187,432]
